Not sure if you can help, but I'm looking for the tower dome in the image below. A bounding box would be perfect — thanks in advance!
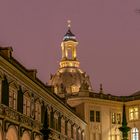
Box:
[49,21,92,98]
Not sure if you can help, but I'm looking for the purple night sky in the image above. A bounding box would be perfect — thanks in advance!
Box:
[0,0,140,96]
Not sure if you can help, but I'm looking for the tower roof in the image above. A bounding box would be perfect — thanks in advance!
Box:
[63,20,77,42]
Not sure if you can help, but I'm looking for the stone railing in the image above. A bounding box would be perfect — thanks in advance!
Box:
[0,104,42,130]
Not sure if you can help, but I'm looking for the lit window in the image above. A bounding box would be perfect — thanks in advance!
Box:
[111,113,121,124]
[116,113,121,124]
[23,94,30,117]
[131,128,139,140]
[71,85,79,93]
[9,87,17,110]
[112,113,116,124]
[129,107,139,121]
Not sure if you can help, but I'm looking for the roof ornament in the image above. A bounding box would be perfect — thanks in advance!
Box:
[99,84,103,94]
[67,20,71,29]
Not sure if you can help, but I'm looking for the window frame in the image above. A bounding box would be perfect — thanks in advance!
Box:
[90,110,101,123]
[9,86,17,110]
[23,92,31,117]
[129,107,139,121]
[131,128,139,140]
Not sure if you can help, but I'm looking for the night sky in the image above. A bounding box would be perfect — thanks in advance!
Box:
[0,0,140,96]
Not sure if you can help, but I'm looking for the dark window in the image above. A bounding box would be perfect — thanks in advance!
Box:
[17,87,23,113]
[1,77,9,106]
[90,111,94,122]
[96,111,100,122]
[71,125,74,138]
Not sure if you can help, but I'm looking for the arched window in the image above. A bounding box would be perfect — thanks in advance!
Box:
[131,128,139,140]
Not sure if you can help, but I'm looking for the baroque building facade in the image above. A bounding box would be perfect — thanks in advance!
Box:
[0,47,86,140]
[0,23,140,140]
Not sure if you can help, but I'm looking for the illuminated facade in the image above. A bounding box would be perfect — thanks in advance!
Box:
[0,23,140,140]
[49,22,92,98]
[0,47,86,140]
[50,23,140,140]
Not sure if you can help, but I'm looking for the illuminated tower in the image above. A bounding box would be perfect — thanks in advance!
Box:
[60,20,79,68]
[49,21,92,98]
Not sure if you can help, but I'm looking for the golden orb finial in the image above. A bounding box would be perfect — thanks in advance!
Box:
[67,20,71,28]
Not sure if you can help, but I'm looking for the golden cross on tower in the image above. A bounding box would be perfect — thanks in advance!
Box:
[67,20,71,28]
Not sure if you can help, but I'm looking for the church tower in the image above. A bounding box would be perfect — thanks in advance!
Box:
[49,21,92,98]
[60,20,79,68]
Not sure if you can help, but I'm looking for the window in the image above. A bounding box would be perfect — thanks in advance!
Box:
[54,117,58,130]
[131,128,139,140]
[9,87,17,110]
[96,111,100,122]
[90,111,94,122]
[71,125,74,138]
[116,113,121,124]
[35,102,41,121]
[67,122,71,138]
[129,107,139,121]
[23,95,30,116]
[111,113,121,124]
[65,121,68,135]
[110,128,121,140]
[110,135,120,140]
[61,118,65,135]
[90,110,101,122]
[48,112,50,127]
[71,85,79,93]
[112,113,116,124]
